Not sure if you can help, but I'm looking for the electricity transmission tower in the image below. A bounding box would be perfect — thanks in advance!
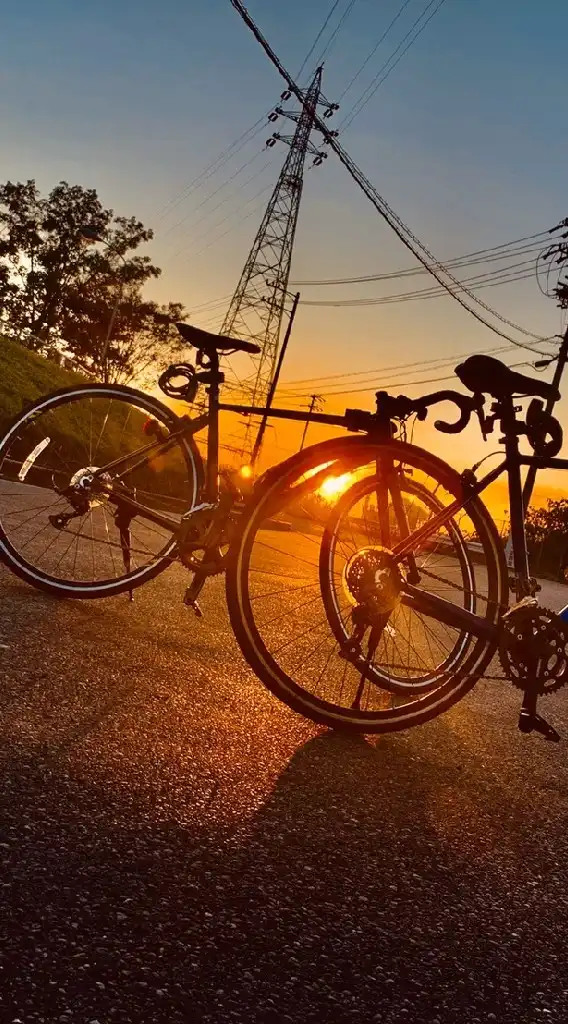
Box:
[220,65,337,457]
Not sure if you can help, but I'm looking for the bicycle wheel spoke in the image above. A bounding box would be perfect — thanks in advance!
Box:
[312,641,340,696]
[253,536,319,572]
[92,401,111,465]
[249,580,320,603]
[271,612,332,657]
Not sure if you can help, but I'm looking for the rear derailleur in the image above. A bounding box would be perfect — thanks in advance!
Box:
[337,547,402,708]
[499,601,568,742]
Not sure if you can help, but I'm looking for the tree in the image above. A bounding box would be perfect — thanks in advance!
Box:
[525,499,568,580]
[0,179,186,383]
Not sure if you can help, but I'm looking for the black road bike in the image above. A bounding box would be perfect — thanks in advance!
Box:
[1,322,568,738]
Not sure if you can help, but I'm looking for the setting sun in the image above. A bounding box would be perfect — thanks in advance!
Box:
[318,472,354,502]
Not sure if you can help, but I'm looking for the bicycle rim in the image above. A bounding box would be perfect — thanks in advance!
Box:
[0,384,203,597]
[319,473,476,694]
[227,437,506,734]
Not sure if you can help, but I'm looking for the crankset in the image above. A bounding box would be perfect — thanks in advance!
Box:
[499,602,568,742]
[178,490,239,617]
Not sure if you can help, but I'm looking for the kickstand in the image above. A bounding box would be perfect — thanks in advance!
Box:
[351,624,380,710]
[116,510,134,602]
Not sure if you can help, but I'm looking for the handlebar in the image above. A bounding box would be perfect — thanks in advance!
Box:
[375,389,479,435]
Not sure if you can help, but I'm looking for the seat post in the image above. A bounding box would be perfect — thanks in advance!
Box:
[203,349,222,502]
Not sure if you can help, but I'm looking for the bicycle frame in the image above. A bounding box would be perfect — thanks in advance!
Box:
[92,347,353,534]
[391,391,568,644]
[92,345,568,652]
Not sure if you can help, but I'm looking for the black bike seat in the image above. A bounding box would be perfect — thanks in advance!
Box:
[455,354,560,402]
[175,322,261,355]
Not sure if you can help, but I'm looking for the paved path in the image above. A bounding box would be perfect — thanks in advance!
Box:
[2,564,568,1023]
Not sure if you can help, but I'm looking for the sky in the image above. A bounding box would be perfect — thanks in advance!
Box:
[2,0,568,501]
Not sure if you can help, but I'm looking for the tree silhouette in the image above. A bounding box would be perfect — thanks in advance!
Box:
[526,499,568,580]
[0,179,186,383]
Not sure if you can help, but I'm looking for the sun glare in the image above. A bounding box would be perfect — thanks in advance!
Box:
[319,472,354,502]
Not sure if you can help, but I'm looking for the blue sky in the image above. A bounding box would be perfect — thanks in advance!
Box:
[2,0,568,467]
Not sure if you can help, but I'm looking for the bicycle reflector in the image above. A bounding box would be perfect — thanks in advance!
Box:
[143,418,168,442]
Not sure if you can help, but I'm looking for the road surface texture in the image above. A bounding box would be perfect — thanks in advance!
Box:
[2,561,568,1023]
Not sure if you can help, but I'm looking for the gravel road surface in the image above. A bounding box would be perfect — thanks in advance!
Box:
[2,562,568,1023]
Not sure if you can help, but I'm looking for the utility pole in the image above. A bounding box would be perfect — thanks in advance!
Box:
[299,393,324,451]
[250,291,300,467]
[522,326,568,511]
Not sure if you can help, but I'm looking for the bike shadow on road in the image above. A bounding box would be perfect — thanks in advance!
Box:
[189,725,555,1022]
[1,718,562,1022]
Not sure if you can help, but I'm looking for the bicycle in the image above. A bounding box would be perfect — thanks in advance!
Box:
[1,321,568,738]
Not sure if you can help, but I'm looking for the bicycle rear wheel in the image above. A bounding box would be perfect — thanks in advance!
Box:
[319,473,477,695]
[226,436,506,734]
[0,384,203,597]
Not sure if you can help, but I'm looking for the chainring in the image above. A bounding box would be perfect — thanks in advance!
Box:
[499,605,568,695]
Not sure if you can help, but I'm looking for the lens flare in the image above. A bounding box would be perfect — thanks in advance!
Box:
[318,472,353,502]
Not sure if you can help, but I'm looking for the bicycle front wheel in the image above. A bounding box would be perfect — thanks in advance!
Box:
[0,384,203,597]
[227,436,506,734]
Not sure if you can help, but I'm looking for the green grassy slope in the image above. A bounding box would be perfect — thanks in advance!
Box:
[0,335,86,430]
[0,335,194,510]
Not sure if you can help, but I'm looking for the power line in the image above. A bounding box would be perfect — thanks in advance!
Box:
[279,344,513,388]
[296,0,343,80]
[299,259,544,307]
[279,349,514,397]
[314,0,359,65]
[167,159,274,259]
[338,0,414,102]
[341,0,448,132]
[162,153,268,240]
[229,2,553,353]
[189,293,232,314]
[173,183,275,263]
[284,358,532,399]
[156,114,269,221]
[290,232,554,286]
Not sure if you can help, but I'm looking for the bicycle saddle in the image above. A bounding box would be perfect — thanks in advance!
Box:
[455,354,560,402]
[175,322,261,355]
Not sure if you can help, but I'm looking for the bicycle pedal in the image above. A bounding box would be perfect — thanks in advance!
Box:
[518,710,561,742]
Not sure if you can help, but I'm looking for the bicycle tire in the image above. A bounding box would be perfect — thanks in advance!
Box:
[0,383,204,598]
[226,435,507,734]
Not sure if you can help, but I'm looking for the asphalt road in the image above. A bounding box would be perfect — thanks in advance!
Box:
[2,561,568,1024]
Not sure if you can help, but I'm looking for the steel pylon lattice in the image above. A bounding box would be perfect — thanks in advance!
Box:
[220,66,331,456]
